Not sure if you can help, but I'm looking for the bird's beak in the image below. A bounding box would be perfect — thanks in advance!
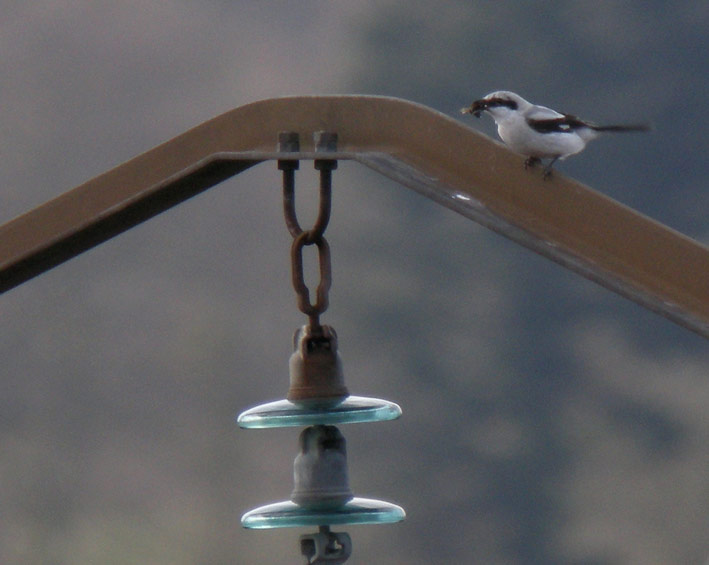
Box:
[460,99,487,118]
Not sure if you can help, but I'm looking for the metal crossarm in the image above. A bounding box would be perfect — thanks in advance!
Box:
[0,96,707,337]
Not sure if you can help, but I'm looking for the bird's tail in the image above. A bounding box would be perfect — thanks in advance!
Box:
[590,123,652,133]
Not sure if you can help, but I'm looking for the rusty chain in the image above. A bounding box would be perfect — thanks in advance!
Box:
[278,132,338,331]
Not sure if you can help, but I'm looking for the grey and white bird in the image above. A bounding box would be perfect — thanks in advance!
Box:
[461,91,650,179]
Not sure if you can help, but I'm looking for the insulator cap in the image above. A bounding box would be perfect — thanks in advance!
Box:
[291,425,353,509]
[287,325,349,406]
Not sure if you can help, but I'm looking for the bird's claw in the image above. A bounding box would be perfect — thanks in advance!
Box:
[524,157,541,170]
[524,157,554,180]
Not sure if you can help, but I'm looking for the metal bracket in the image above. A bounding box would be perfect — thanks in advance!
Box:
[300,526,352,564]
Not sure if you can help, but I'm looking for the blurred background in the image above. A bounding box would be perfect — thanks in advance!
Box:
[1,2,707,563]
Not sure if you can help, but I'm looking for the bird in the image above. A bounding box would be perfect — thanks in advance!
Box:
[461,91,650,179]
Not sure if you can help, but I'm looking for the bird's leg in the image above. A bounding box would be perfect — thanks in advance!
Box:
[542,156,560,180]
[524,156,541,170]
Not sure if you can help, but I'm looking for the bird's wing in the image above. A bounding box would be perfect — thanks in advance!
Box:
[526,105,591,134]
[524,104,566,121]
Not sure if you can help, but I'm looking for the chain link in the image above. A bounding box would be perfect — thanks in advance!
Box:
[279,133,337,330]
[290,228,331,325]
[282,161,333,243]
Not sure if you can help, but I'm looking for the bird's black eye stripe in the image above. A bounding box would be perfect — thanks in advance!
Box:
[486,97,518,110]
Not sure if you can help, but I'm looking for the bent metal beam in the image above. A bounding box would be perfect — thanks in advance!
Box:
[0,96,707,337]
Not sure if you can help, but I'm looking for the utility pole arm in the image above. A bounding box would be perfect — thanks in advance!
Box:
[1,96,707,336]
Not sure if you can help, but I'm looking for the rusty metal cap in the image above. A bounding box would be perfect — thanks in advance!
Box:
[287,325,349,405]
